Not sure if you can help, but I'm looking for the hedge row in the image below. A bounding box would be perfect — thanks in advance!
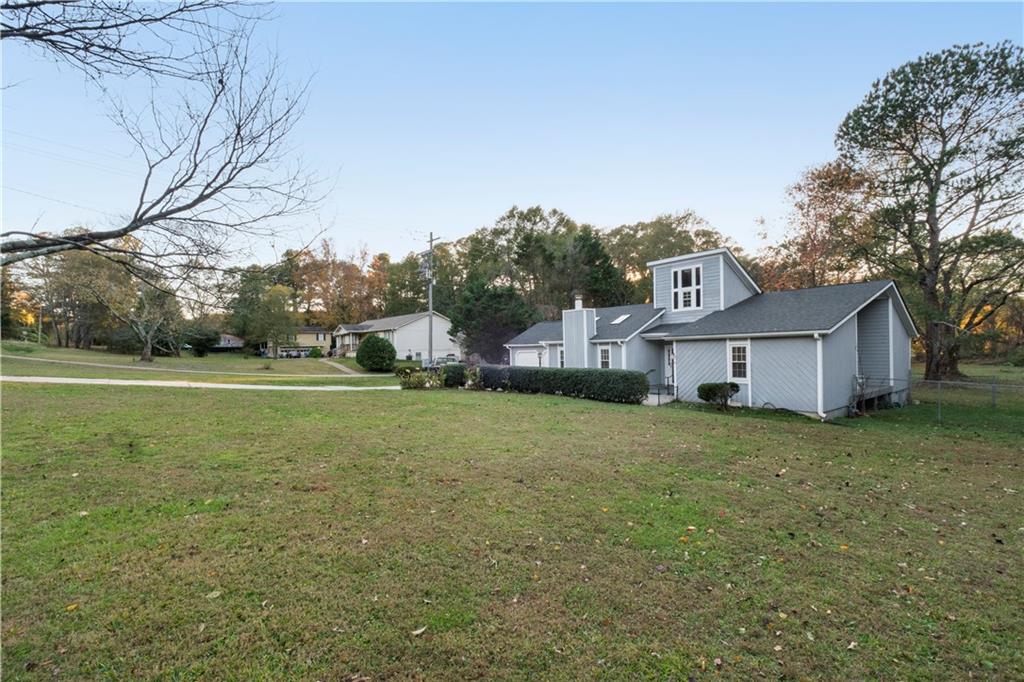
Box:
[479,365,648,404]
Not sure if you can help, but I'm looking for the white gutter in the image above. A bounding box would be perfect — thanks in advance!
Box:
[643,329,827,341]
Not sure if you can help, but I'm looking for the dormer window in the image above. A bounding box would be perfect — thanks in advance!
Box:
[671,265,702,311]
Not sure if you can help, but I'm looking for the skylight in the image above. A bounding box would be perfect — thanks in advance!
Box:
[610,314,631,325]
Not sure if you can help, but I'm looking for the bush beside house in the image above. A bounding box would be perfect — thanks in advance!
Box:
[697,382,740,410]
[479,366,648,404]
[356,335,397,371]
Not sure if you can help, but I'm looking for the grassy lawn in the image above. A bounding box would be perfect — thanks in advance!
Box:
[912,360,1024,384]
[1,341,341,375]
[2,385,1021,679]
[0,356,398,386]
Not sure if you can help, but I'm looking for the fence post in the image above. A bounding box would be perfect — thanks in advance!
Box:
[936,379,942,423]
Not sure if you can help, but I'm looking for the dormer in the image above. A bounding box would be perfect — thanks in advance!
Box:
[648,248,760,324]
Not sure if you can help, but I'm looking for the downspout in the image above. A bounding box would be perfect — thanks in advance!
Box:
[814,333,827,420]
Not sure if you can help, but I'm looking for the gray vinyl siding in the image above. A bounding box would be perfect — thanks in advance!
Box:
[548,344,563,368]
[722,258,756,308]
[857,298,889,381]
[892,308,911,388]
[823,318,858,412]
[562,309,595,368]
[674,339,727,402]
[750,337,817,413]
[626,337,663,385]
[652,256,722,325]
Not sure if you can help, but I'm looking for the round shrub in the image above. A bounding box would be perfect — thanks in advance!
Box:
[697,382,740,410]
[308,346,323,359]
[441,363,467,388]
[356,334,397,372]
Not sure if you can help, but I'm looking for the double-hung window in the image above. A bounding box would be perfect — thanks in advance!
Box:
[558,346,565,368]
[599,344,611,369]
[728,341,749,382]
[671,265,702,311]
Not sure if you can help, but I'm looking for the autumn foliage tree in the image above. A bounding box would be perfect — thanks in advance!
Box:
[836,42,1024,379]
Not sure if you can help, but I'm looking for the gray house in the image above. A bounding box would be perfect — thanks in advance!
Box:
[505,247,917,419]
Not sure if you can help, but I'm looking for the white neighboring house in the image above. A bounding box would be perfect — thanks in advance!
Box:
[333,312,461,363]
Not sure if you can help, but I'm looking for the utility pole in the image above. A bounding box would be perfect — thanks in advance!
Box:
[421,232,439,367]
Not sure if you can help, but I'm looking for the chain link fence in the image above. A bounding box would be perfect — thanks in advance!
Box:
[908,376,1024,424]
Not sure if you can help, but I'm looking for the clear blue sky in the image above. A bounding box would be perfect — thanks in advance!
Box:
[3,2,1021,262]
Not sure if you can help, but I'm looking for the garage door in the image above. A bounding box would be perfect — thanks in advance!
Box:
[514,349,542,367]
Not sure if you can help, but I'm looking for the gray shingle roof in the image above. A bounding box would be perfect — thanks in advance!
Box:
[505,304,664,346]
[505,321,563,345]
[298,325,328,333]
[336,312,448,334]
[643,280,894,338]
[592,304,664,340]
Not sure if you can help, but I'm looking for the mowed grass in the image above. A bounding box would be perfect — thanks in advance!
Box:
[0,342,342,375]
[2,385,1022,680]
[0,356,397,387]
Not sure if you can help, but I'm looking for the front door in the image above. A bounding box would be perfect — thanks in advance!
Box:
[664,344,675,389]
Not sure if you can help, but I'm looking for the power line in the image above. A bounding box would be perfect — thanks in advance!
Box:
[3,141,139,179]
[2,185,118,217]
[3,129,134,162]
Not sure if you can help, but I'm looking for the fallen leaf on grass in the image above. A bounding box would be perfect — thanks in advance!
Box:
[65,603,78,612]
[847,641,858,650]
[411,626,427,636]
[205,590,221,599]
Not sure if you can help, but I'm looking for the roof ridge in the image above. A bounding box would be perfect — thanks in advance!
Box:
[759,279,892,295]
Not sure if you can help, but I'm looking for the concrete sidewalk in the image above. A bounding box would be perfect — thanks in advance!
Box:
[1,376,401,392]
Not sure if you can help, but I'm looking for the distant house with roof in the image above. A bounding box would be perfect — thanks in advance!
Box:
[505,247,917,419]
[333,312,460,363]
[264,325,331,358]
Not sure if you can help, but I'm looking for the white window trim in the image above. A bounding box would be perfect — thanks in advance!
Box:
[727,340,750,384]
[598,344,611,369]
[671,264,703,312]
[558,346,565,368]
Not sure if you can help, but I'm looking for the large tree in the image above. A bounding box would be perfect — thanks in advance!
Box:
[448,277,539,363]
[454,206,631,315]
[603,213,735,302]
[759,161,874,291]
[0,0,251,80]
[837,42,1024,379]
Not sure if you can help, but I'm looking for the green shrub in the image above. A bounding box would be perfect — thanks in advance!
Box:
[308,347,323,359]
[479,365,510,390]
[442,363,467,388]
[356,335,397,372]
[182,320,220,357]
[1008,346,1024,367]
[697,382,740,410]
[479,366,648,404]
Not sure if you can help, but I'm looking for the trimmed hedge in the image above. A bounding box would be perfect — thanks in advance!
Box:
[479,365,648,404]
[441,363,467,388]
[697,381,740,409]
[356,334,397,372]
